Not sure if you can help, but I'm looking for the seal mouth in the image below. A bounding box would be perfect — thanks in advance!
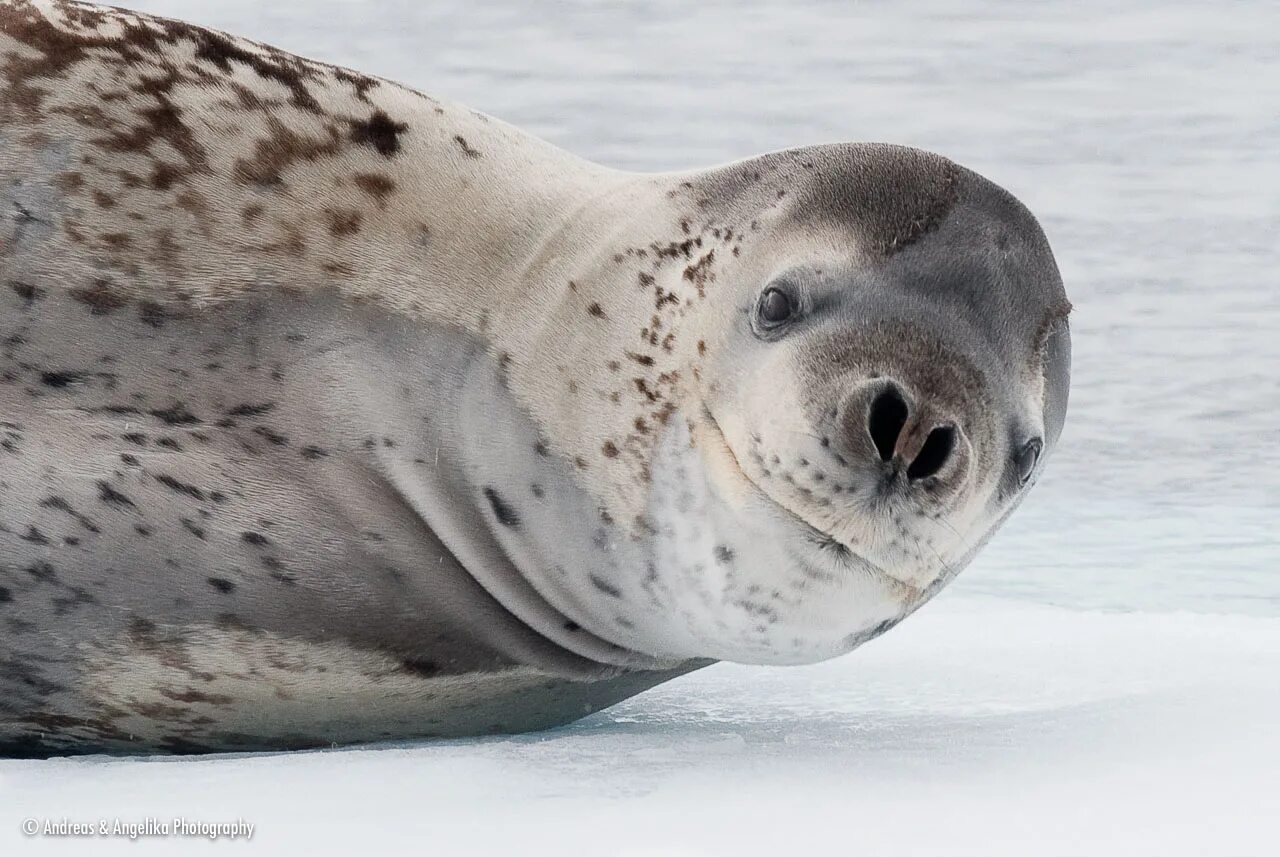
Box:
[698,406,841,545]
[697,405,917,593]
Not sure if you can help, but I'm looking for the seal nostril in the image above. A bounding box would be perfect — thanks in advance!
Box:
[867,385,908,462]
[907,425,955,480]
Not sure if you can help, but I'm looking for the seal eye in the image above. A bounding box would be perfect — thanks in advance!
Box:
[1015,438,1043,485]
[758,288,795,327]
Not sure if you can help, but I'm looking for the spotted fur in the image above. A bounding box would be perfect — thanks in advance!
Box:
[0,0,1069,754]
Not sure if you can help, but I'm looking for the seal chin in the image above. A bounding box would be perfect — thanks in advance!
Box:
[695,405,917,595]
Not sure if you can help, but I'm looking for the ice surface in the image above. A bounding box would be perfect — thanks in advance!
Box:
[4,599,1278,855]
[3,0,1277,853]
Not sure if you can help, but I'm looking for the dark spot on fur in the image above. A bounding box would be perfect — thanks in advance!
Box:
[215,612,252,631]
[349,110,408,157]
[252,426,289,446]
[138,301,168,328]
[70,280,127,315]
[634,379,658,401]
[149,403,200,425]
[589,574,622,599]
[154,474,204,500]
[123,432,147,445]
[27,561,56,582]
[207,577,235,594]
[400,658,440,678]
[325,208,363,237]
[181,518,206,540]
[40,496,100,533]
[39,370,85,388]
[602,440,619,458]
[453,135,481,158]
[682,250,715,289]
[96,480,137,509]
[262,556,296,585]
[241,531,270,547]
[714,545,735,564]
[192,29,322,113]
[300,445,328,460]
[587,302,607,319]
[483,487,520,528]
[333,67,381,103]
[352,173,396,204]
[161,688,234,705]
[128,617,158,642]
[227,402,274,418]
[10,281,43,304]
[19,526,49,545]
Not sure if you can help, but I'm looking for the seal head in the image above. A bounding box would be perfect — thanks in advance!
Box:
[511,145,1071,665]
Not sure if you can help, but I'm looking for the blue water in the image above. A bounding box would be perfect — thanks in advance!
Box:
[128,0,1280,615]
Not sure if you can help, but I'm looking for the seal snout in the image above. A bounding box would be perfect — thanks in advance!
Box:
[849,380,964,490]
[865,382,955,480]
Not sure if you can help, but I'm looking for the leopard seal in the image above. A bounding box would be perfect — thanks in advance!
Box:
[0,0,1071,756]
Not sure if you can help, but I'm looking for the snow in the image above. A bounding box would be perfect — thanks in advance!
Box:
[5,599,1278,854]
[3,0,1278,853]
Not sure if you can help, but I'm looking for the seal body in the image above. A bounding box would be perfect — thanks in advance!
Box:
[0,0,1070,755]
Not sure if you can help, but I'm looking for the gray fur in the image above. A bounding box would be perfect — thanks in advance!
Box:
[0,0,1069,755]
